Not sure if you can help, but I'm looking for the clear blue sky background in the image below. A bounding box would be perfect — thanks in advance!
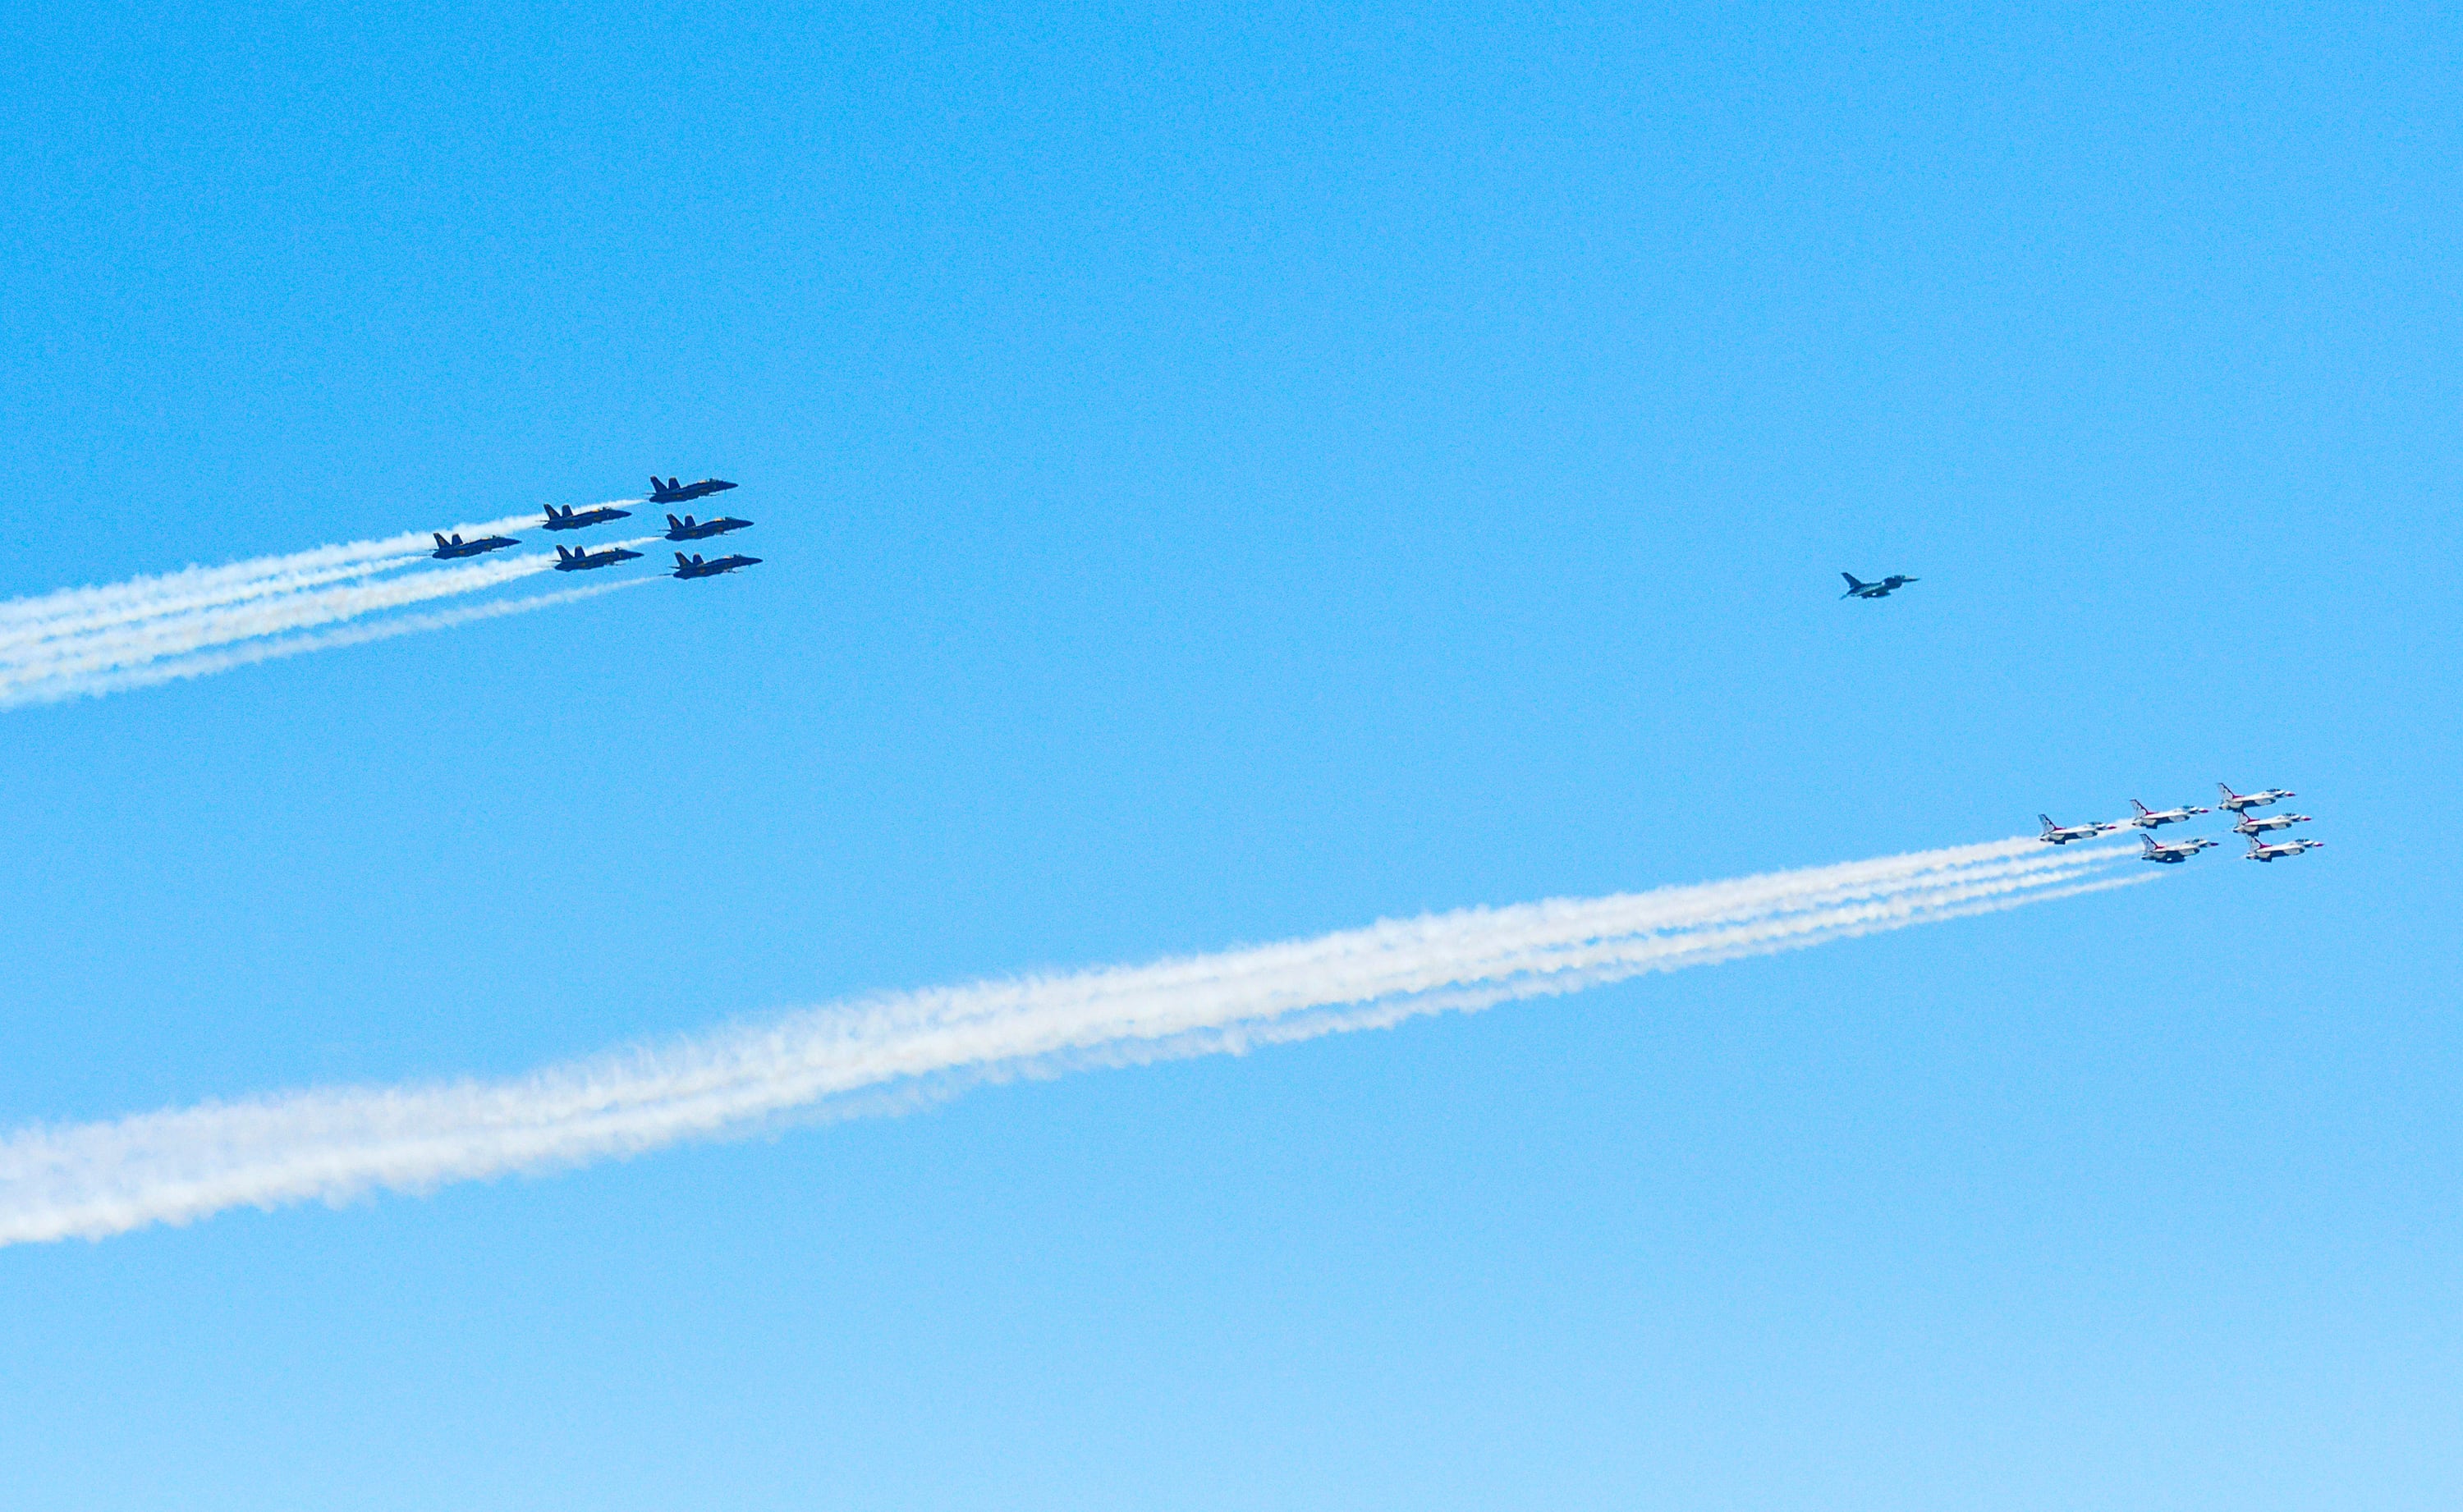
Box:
[2,3,2457,1506]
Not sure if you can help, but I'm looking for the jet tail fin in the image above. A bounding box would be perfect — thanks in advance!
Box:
[2218,782,2240,800]
[1842,572,1868,592]
[433,533,447,548]
[676,552,690,567]
[2039,813,2057,833]
[556,545,571,561]
[667,514,681,530]
[2131,800,2152,817]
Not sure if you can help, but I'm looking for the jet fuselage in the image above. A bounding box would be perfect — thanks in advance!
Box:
[553,545,643,572]
[672,551,760,580]
[544,504,633,531]
[664,513,753,541]
[432,532,519,559]
[649,477,737,506]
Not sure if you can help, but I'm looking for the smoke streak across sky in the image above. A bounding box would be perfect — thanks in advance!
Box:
[0,836,2149,1247]
[0,505,652,708]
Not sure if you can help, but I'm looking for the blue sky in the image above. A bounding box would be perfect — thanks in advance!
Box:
[2,2,2458,1506]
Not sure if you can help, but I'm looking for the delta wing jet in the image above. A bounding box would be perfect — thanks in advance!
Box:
[2140,832,2217,864]
[431,531,519,559]
[664,512,753,541]
[2039,813,2117,845]
[2128,798,2212,829]
[553,544,643,572]
[544,502,634,532]
[2217,781,2294,813]
[2245,835,2325,863]
[649,476,737,506]
[2233,811,2314,836]
[670,550,760,580]
[1841,572,1918,599]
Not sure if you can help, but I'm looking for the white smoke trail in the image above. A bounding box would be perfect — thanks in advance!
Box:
[0,538,664,706]
[34,578,658,703]
[0,836,2148,1246]
[0,512,547,637]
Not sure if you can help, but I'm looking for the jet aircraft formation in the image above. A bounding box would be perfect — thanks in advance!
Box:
[2035,781,2323,866]
[428,474,764,584]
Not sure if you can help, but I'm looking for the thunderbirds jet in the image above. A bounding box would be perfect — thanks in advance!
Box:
[2128,798,2212,829]
[2039,813,2118,845]
[664,512,753,541]
[431,531,519,560]
[2233,811,2314,836]
[543,502,633,532]
[2140,833,2218,864]
[670,550,760,580]
[2216,781,2294,813]
[1841,572,1918,599]
[649,476,737,506]
[2245,834,2325,863]
[553,544,643,572]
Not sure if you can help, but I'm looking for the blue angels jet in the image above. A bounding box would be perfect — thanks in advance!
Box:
[1841,572,1918,599]
[431,530,519,560]
[2139,832,2218,864]
[649,475,737,506]
[543,502,633,532]
[671,550,760,580]
[664,511,753,541]
[553,543,643,571]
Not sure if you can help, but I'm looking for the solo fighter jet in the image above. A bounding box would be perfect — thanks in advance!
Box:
[664,512,753,541]
[2245,834,2325,863]
[543,502,633,532]
[649,476,737,506]
[1841,572,1919,599]
[553,543,643,572]
[2233,811,2314,836]
[2039,813,2118,845]
[2216,781,2294,813]
[2140,833,2218,864]
[431,530,519,559]
[671,550,760,580]
[2128,798,2212,829]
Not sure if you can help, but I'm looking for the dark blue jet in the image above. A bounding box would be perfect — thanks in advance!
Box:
[553,543,644,572]
[542,502,633,532]
[431,530,519,560]
[664,511,753,541]
[1841,572,1919,600]
[671,551,760,580]
[649,475,737,506]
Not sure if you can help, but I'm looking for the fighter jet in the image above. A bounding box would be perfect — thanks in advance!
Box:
[553,543,643,572]
[1841,572,1919,599]
[2140,832,2218,864]
[431,531,519,560]
[670,550,760,580]
[2244,834,2326,863]
[649,476,737,506]
[2127,798,2212,829]
[2039,813,2118,845]
[664,512,753,541]
[543,502,633,532]
[2233,811,2314,836]
[2216,781,2294,813]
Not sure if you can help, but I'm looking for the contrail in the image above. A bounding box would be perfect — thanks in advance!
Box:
[0,538,665,707]
[44,577,658,703]
[0,512,546,638]
[0,836,2149,1246]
